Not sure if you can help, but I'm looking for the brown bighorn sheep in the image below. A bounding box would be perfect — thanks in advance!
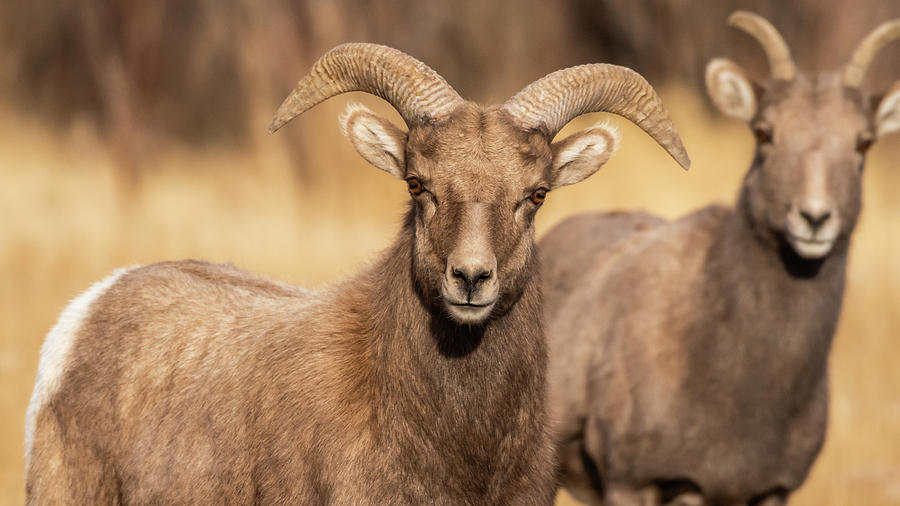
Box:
[25,43,688,504]
[541,12,900,506]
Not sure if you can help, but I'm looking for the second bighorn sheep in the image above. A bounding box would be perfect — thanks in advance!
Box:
[541,12,900,506]
[25,43,688,504]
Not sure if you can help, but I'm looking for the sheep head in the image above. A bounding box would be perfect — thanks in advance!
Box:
[706,12,900,261]
[271,43,688,325]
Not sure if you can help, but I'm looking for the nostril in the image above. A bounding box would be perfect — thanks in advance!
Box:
[474,269,492,284]
[452,267,466,281]
[800,209,832,229]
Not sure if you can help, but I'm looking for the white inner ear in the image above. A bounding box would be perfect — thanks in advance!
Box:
[552,124,620,188]
[340,103,406,178]
[706,59,757,121]
[876,87,900,138]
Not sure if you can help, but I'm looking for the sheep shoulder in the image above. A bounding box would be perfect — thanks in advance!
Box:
[543,204,730,480]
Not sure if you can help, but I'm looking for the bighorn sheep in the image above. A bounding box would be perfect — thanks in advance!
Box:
[25,43,688,504]
[541,12,900,506]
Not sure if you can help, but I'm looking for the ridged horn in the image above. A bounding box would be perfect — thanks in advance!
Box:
[269,43,464,133]
[728,11,796,81]
[502,64,690,169]
[842,19,900,88]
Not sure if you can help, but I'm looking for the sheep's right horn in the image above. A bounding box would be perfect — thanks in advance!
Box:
[269,43,464,133]
[728,11,796,81]
[842,19,900,88]
[502,64,690,169]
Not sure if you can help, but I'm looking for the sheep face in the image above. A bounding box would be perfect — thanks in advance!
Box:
[707,66,900,261]
[741,75,865,260]
[706,14,900,261]
[342,102,620,325]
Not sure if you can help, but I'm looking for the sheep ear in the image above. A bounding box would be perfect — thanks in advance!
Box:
[875,82,900,138]
[340,103,408,178]
[705,58,758,121]
[549,124,620,189]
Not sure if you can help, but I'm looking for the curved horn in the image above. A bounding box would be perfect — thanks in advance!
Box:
[269,43,463,133]
[502,64,690,169]
[842,19,900,88]
[728,11,796,81]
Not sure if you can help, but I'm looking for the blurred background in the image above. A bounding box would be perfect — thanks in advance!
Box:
[2,0,899,504]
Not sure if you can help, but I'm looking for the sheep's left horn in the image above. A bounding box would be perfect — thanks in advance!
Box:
[728,11,796,81]
[842,19,900,88]
[502,63,690,169]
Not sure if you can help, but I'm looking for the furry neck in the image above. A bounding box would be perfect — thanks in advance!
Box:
[352,216,548,491]
[686,191,848,404]
[354,217,544,403]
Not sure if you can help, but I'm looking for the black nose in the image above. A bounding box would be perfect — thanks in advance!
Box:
[452,266,492,295]
[800,209,832,231]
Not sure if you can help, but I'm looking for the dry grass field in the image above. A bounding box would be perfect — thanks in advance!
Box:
[2,86,899,505]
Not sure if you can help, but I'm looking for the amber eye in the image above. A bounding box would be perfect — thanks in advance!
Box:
[530,188,548,205]
[753,126,773,145]
[406,177,424,196]
[856,134,874,155]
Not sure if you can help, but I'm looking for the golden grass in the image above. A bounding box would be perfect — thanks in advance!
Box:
[2,88,899,505]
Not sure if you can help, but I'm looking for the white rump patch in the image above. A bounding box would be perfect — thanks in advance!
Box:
[24,266,138,467]
[705,58,757,121]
